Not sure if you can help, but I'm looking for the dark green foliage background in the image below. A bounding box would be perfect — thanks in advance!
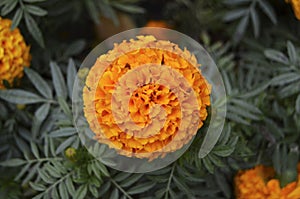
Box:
[0,0,300,198]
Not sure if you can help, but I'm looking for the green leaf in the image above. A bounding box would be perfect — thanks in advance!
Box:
[271,73,300,86]
[257,0,277,24]
[0,158,26,167]
[224,0,251,5]
[45,163,61,178]
[24,68,52,99]
[214,170,231,198]
[228,104,261,120]
[65,177,75,197]
[67,59,77,99]
[31,142,40,158]
[25,5,47,16]
[120,173,143,187]
[202,157,214,174]
[109,188,119,199]
[112,3,145,13]
[0,89,45,104]
[23,0,47,2]
[264,49,289,64]
[114,172,131,182]
[98,181,111,197]
[1,0,18,16]
[234,15,249,43]
[59,183,69,199]
[58,97,72,118]
[11,8,23,30]
[231,98,262,114]
[239,81,270,98]
[64,40,86,57]
[35,103,50,122]
[74,185,87,199]
[55,136,76,154]
[213,145,235,157]
[29,182,46,191]
[223,9,247,22]
[24,12,45,47]
[85,0,100,24]
[296,94,300,114]
[49,128,77,137]
[127,182,156,195]
[250,6,259,37]
[50,62,67,100]
[226,112,250,125]
[287,41,297,65]
[95,161,110,177]
[172,176,193,197]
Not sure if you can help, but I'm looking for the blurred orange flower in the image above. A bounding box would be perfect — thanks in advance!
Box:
[286,0,300,20]
[0,17,31,89]
[235,164,300,199]
[83,35,211,159]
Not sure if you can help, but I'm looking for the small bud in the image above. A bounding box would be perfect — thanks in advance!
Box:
[17,104,26,110]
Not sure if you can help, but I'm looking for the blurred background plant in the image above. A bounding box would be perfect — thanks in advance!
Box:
[0,0,300,198]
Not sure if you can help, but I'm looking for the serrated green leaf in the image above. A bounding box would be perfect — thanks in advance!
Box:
[0,89,45,104]
[11,8,23,30]
[38,169,55,184]
[127,182,155,195]
[74,185,87,199]
[257,0,277,24]
[0,158,26,167]
[223,9,247,22]
[50,62,67,100]
[49,127,76,137]
[24,12,45,47]
[45,163,61,178]
[25,5,47,16]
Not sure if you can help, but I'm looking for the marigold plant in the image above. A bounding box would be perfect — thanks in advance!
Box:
[235,164,300,199]
[83,35,211,159]
[0,17,31,89]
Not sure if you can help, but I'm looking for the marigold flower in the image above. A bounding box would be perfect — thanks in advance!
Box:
[83,35,211,159]
[235,164,300,199]
[286,0,300,20]
[0,17,31,89]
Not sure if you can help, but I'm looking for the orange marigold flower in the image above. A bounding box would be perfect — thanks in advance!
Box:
[0,17,31,89]
[145,20,172,28]
[235,164,300,199]
[83,35,211,159]
[286,0,300,20]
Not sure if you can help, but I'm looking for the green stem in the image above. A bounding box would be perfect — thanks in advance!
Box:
[110,178,133,199]
[164,163,176,199]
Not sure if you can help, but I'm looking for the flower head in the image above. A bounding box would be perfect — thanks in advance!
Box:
[83,35,211,159]
[0,17,31,89]
[286,0,300,20]
[235,164,300,199]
